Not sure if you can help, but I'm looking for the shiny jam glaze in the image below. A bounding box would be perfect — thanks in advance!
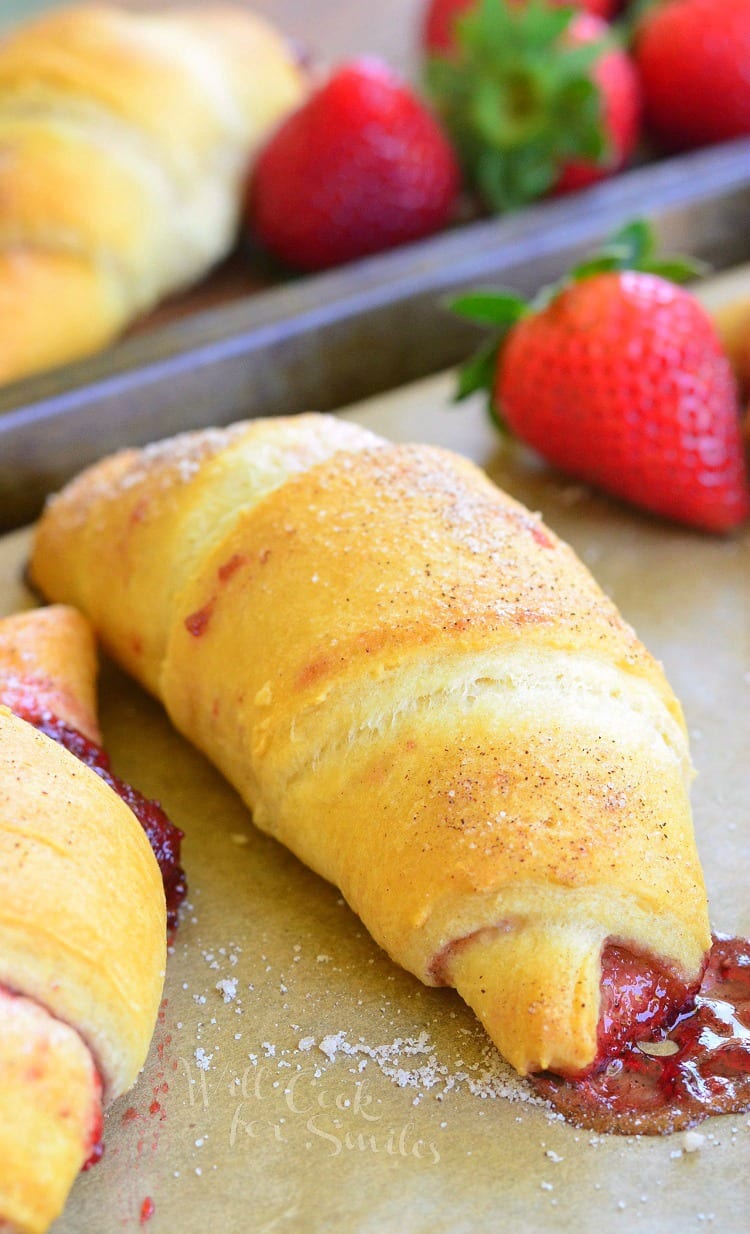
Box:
[18,704,186,932]
[594,942,702,1065]
[534,934,750,1134]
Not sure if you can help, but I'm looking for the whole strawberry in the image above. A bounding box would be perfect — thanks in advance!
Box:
[247,58,459,271]
[635,0,750,149]
[422,0,619,55]
[423,0,640,211]
[452,223,750,532]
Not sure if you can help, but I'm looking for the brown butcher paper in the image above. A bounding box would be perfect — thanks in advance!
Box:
[1,372,748,1234]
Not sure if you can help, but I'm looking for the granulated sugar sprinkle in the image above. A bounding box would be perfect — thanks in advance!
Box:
[300,1028,552,1110]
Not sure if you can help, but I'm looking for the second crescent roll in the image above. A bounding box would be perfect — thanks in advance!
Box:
[0,3,306,384]
[0,605,167,1234]
[30,413,711,1079]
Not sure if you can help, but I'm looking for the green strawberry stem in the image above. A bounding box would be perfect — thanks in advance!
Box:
[568,218,707,284]
[450,218,708,407]
[619,0,663,44]
[424,0,612,212]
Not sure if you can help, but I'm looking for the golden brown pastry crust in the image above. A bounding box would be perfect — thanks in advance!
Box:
[30,414,383,694]
[0,604,100,741]
[0,990,100,1234]
[0,3,306,384]
[0,608,166,1234]
[30,415,710,1078]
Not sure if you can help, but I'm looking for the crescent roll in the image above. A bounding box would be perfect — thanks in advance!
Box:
[0,606,167,1234]
[30,413,711,1080]
[0,3,306,385]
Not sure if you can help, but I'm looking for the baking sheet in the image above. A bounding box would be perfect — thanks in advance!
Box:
[2,139,750,532]
[2,364,748,1233]
[2,0,750,538]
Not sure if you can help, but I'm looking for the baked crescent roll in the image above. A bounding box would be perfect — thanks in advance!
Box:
[0,3,306,385]
[0,606,167,1234]
[0,604,100,741]
[30,413,711,1081]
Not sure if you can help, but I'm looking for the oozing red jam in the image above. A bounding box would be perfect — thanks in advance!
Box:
[82,1094,105,1171]
[595,943,702,1067]
[17,704,186,932]
[533,934,750,1134]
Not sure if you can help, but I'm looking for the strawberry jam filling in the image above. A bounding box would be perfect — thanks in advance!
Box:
[594,943,702,1067]
[0,985,105,1170]
[81,1077,104,1170]
[16,703,186,932]
[82,1134,105,1171]
[533,934,750,1134]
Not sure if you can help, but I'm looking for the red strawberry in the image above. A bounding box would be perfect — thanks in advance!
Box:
[635,0,750,150]
[423,1,640,211]
[247,58,459,272]
[422,0,619,55]
[451,223,750,532]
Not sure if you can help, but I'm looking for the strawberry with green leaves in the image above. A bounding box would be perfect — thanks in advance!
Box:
[452,222,750,532]
[423,0,640,210]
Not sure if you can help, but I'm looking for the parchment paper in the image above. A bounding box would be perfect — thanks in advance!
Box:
[2,365,748,1234]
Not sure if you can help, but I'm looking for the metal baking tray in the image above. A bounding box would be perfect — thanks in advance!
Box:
[1,138,749,530]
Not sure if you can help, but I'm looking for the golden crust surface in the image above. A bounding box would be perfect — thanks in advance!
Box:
[0,3,306,384]
[30,414,711,1077]
[32,414,383,694]
[0,708,166,1098]
[0,605,100,742]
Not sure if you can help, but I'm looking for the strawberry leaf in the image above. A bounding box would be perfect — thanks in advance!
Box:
[567,221,706,285]
[450,288,527,411]
[568,254,631,279]
[424,0,609,212]
[454,336,503,402]
[620,0,662,44]
[638,256,710,283]
[612,218,653,259]
[554,76,608,161]
[450,290,527,325]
